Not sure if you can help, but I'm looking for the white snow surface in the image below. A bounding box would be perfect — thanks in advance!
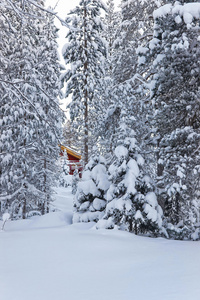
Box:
[1,186,200,300]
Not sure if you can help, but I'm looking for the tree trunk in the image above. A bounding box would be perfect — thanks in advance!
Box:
[156,140,165,209]
[22,197,26,219]
[175,192,180,224]
[129,218,133,232]
[83,3,89,165]
[134,222,138,235]
[46,195,50,213]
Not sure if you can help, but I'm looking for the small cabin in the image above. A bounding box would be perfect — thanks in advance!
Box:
[59,145,82,176]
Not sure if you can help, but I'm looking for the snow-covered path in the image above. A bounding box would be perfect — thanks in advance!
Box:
[51,186,73,212]
[0,187,200,300]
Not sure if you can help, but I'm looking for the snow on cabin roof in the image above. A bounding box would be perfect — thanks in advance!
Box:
[60,144,81,160]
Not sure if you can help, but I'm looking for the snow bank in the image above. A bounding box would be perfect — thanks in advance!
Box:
[0,212,72,232]
[1,216,200,300]
[29,212,72,229]
[1,187,200,300]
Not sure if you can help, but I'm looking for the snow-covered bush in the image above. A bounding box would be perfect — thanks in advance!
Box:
[73,154,110,223]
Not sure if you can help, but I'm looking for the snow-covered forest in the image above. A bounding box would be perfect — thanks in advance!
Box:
[1,1,200,298]
[1,0,200,239]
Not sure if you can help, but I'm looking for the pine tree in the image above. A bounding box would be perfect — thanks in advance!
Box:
[103,0,120,78]
[113,0,163,84]
[100,0,161,163]
[145,2,200,239]
[97,112,164,237]
[96,0,122,156]
[31,8,64,214]
[0,2,63,218]
[160,128,200,239]
[62,120,80,152]
[0,8,40,218]
[62,0,106,165]
[73,151,110,223]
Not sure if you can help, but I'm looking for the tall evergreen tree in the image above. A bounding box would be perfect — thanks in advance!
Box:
[113,0,162,84]
[96,0,124,157]
[0,1,63,218]
[145,2,200,238]
[97,111,164,237]
[103,0,161,165]
[33,9,64,214]
[62,0,106,165]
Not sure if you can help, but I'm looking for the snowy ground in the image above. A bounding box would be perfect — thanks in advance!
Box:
[1,187,200,300]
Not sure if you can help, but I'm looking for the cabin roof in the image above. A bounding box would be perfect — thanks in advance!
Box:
[60,144,81,160]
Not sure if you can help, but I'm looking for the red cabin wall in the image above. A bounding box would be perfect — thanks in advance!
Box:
[67,154,82,176]
[59,149,82,177]
[67,153,79,162]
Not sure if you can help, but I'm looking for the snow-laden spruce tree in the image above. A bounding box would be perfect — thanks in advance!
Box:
[96,0,122,156]
[103,0,161,169]
[97,112,165,237]
[31,9,64,215]
[141,1,200,239]
[73,151,110,223]
[0,6,41,218]
[159,127,200,240]
[113,0,164,84]
[103,0,120,78]
[0,2,63,218]
[62,0,106,165]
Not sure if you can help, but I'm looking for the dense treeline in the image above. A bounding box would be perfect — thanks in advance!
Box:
[1,0,200,240]
[64,0,200,240]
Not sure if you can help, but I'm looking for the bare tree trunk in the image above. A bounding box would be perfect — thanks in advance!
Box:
[46,194,50,213]
[43,158,47,215]
[22,199,26,219]
[134,222,138,235]
[22,184,27,220]
[156,139,165,209]
[129,218,133,232]
[83,3,89,165]
[175,192,180,224]
[84,96,89,165]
